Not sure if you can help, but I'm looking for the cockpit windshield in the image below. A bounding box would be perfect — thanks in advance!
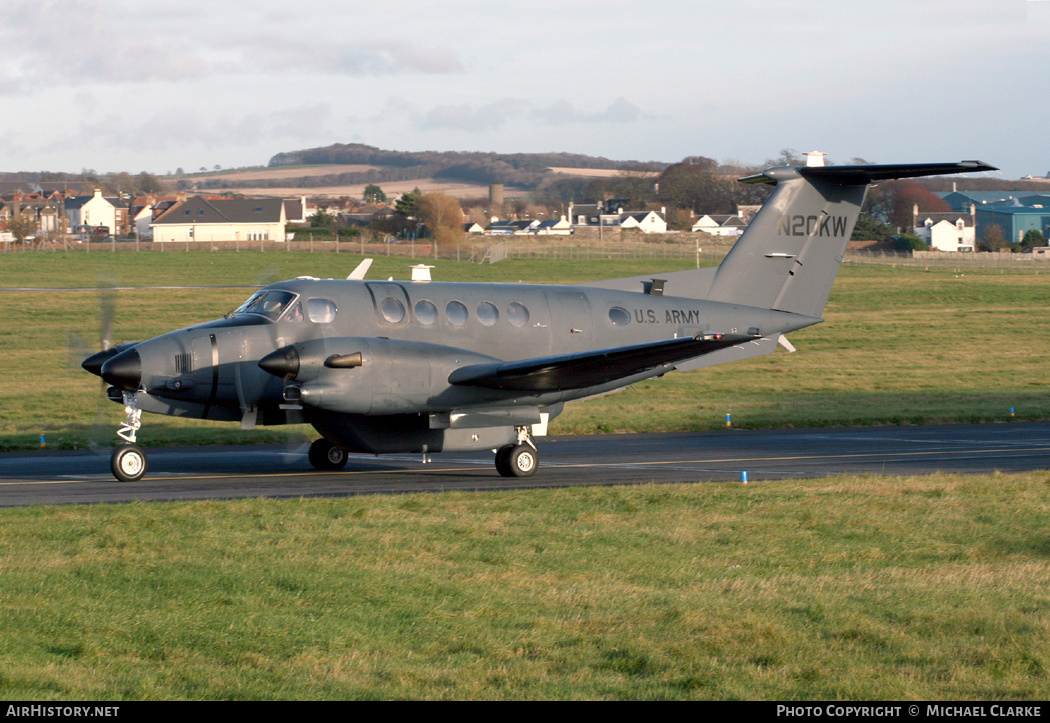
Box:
[230,290,297,321]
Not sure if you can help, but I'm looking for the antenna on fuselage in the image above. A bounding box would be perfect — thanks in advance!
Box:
[408,264,434,282]
[347,258,373,280]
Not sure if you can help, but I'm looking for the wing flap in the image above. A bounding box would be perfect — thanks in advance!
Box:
[448,334,753,392]
[673,336,778,372]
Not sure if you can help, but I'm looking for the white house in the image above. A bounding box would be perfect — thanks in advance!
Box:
[129,195,182,239]
[567,202,601,226]
[65,190,119,234]
[487,219,539,235]
[132,203,155,238]
[536,215,572,235]
[692,214,747,236]
[913,207,975,252]
[618,210,667,234]
[151,196,287,242]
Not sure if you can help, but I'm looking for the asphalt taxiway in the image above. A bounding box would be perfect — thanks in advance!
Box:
[1,422,1048,507]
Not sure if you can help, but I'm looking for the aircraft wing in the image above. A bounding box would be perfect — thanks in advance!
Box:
[448,333,752,392]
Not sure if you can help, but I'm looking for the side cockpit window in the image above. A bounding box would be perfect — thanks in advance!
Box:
[307,298,337,323]
[232,290,296,321]
[285,302,304,322]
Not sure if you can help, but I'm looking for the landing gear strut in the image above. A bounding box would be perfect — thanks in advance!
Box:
[495,426,538,478]
[308,438,348,470]
[111,391,148,482]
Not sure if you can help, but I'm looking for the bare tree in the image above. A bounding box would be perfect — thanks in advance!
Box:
[864,180,950,230]
[6,213,37,244]
[979,224,1008,252]
[656,157,733,214]
[418,192,465,253]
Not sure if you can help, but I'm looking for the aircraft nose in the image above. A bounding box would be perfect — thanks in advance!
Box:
[100,347,142,390]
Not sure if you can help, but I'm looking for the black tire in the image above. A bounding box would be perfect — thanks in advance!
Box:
[505,445,538,478]
[308,438,348,470]
[111,444,148,482]
[494,445,515,477]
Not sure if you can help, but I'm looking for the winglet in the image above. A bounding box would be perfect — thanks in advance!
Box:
[347,258,373,280]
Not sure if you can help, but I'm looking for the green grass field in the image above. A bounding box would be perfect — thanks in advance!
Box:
[2,253,1049,700]
[1,252,1048,450]
[1,473,1048,700]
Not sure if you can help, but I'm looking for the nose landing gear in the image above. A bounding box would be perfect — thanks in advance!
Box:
[111,391,148,482]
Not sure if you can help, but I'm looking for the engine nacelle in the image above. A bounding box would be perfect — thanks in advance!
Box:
[259,337,507,415]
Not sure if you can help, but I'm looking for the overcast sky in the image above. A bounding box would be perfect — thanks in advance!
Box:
[1,0,1046,178]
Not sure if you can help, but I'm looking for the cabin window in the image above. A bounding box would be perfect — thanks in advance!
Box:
[477,301,499,326]
[415,299,437,326]
[380,297,406,324]
[609,307,631,326]
[507,301,529,327]
[446,300,468,327]
[307,298,337,323]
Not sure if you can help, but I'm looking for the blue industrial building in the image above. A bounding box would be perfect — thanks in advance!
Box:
[975,203,1050,245]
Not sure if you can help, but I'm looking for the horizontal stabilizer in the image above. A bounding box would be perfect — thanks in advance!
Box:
[449,333,753,392]
[741,161,998,186]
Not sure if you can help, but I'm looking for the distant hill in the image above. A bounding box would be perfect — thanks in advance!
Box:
[190,143,667,192]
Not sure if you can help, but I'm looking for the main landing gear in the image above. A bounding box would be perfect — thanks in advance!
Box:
[494,427,538,478]
[111,391,148,482]
[308,438,348,470]
[306,427,541,477]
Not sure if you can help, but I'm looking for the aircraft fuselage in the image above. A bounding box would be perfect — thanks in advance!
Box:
[96,275,817,454]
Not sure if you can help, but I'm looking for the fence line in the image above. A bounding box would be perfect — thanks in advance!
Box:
[844,249,1049,272]
[1,234,734,265]
[5,236,1048,273]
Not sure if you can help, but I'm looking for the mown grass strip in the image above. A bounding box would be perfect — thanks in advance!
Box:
[0,472,1047,700]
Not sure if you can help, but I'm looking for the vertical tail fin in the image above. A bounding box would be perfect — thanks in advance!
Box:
[706,161,996,318]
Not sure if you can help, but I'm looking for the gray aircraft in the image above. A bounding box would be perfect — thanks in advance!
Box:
[83,159,995,481]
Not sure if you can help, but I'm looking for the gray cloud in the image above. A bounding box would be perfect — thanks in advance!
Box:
[530,97,649,126]
[390,96,655,135]
[332,44,464,76]
[49,104,335,160]
[0,2,464,97]
[416,102,515,132]
[0,2,210,93]
[224,34,465,77]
